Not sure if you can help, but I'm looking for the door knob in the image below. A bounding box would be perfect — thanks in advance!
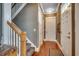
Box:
[67,36,70,39]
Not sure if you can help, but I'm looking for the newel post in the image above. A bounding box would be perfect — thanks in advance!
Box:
[20,32,27,56]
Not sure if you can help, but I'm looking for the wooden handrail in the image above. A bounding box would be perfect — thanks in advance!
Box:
[7,21,22,35]
[7,20,26,56]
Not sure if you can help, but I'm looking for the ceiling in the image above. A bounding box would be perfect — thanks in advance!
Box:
[41,3,58,14]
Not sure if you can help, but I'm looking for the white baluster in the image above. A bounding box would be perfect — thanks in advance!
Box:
[18,35,21,56]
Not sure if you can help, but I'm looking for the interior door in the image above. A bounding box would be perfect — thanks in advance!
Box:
[61,5,72,55]
[45,17,56,41]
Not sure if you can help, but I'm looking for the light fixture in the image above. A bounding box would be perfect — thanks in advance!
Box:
[46,8,54,13]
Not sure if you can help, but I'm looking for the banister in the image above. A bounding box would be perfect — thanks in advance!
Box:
[7,20,27,56]
[7,21,22,35]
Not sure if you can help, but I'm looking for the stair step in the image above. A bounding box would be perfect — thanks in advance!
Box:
[26,43,31,50]
[27,47,35,56]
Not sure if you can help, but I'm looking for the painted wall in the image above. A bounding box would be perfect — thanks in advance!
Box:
[75,4,79,56]
[38,5,44,47]
[13,4,39,47]
[2,3,11,45]
[0,4,2,44]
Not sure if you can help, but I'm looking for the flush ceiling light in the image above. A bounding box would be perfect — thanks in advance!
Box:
[46,8,54,13]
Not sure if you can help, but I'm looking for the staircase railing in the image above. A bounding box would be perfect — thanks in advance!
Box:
[7,20,26,56]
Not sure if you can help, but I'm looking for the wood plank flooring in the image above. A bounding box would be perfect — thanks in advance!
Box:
[32,41,64,56]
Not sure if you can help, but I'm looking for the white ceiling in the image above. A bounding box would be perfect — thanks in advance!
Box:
[41,3,58,13]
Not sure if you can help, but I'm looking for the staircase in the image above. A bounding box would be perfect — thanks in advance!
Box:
[0,3,35,56]
[0,42,36,56]
[1,20,36,56]
[11,3,36,56]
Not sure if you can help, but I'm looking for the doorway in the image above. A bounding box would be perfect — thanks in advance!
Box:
[45,16,56,41]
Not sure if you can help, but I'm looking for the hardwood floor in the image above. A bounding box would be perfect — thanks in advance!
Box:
[32,41,64,56]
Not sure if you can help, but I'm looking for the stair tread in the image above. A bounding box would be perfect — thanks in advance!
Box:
[27,47,35,56]
[27,43,31,50]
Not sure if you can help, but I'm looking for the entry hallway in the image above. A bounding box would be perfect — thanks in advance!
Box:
[0,3,79,56]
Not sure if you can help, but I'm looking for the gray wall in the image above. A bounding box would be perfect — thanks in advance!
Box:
[0,4,2,44]
[13,3,39,47]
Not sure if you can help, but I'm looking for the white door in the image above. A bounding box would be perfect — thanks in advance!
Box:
[61,5,72,55]
[45,17,56,41]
